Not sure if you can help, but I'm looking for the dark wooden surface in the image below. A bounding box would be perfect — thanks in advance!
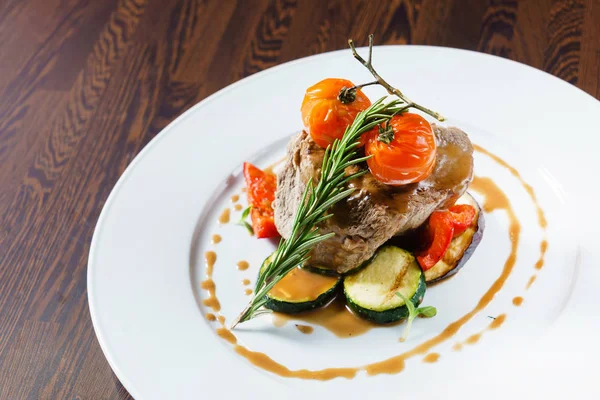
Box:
[0,0,598,398]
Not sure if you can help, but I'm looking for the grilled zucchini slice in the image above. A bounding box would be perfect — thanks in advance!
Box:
[260,256,341,313]
[343,246,426,324]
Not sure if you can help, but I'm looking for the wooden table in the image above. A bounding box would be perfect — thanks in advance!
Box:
[1,0,598,398]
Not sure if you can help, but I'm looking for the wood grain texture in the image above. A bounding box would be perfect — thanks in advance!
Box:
[0,0,598,398]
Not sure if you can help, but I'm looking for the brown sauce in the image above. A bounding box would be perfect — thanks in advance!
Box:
[205,251,216,276]
[453,314,507,350]
[211,234,222,244]
[201,251,220,312]
[295,325,314,334]
[465,333,481,345]
[217,327,237,344]
[535,240,548,269]
[488,313,506,329]
[268,267,338,302]
[242,279,251,286]
[231,194,240,203]
[272,298,378,338]
[473,144,547,228]
[206,313,216,322]
[237,261,249,271]
[234,204,243,211]
[512,296,524,306]
[526,275,537,289]
[245,289,253,296]
[218,208,230,224]
[423,353,440,363]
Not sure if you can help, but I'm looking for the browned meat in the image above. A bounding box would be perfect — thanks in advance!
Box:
[273,124,474,274]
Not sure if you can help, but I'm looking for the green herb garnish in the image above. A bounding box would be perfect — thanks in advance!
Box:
[396,292,437,342]
[237,205,254,235]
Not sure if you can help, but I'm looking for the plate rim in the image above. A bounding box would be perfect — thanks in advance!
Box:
[87,44,600,399]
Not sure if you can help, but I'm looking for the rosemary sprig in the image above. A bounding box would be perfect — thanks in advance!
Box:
[231,97,407,328]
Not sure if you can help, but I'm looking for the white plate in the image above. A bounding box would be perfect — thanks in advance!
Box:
[88,46,600,399]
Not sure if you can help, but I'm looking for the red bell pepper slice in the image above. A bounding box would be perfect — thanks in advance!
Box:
[243,162,279,239]
[416,204,477,271]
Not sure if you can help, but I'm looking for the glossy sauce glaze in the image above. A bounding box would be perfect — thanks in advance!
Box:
[268,267,338,302]
[272,297,379,338]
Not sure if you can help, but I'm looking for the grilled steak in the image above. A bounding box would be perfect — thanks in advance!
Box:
[273,124,474,274]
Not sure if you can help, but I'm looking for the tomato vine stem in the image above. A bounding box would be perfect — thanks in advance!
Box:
[348,34,446,122]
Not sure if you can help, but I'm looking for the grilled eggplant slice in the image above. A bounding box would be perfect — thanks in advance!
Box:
[424,192,485,283]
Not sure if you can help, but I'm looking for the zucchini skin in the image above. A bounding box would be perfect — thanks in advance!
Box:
[301,253,375,277]
[345,273,426,324]
[264,281,340,313]
[260,256,341,314]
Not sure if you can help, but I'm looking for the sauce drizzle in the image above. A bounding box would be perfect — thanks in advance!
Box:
[202,145,548,380]
[219,208,230,224]
[212,234,222,244]
[423,353,440,363]
[237,261,249,271]
[535,240,548,270]
[295,325,314,334]
[526,275,537,289]
[231,194,240,203]
[512,296,523,306]
[234,204,243,211]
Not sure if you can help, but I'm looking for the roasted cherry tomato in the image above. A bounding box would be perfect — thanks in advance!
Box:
[416,204,477,270]
[301,78,372,148]
[243,162,279,239]
[365,113,436,186]
[416,211,455,271]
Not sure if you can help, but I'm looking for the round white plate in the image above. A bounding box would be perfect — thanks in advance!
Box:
[88,46,600,399]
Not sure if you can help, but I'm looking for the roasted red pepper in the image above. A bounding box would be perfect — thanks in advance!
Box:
[448,204,476,237]
[243,162,279,239]
[416,204,476,271]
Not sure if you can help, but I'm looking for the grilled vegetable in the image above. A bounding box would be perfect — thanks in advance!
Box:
[301,78,372,148]
[343,246,426,324]
[416,196,478,271]
[365,113,437,185]
[424,193,485,283]
[243,162,278,239]
[260,257,341,313]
